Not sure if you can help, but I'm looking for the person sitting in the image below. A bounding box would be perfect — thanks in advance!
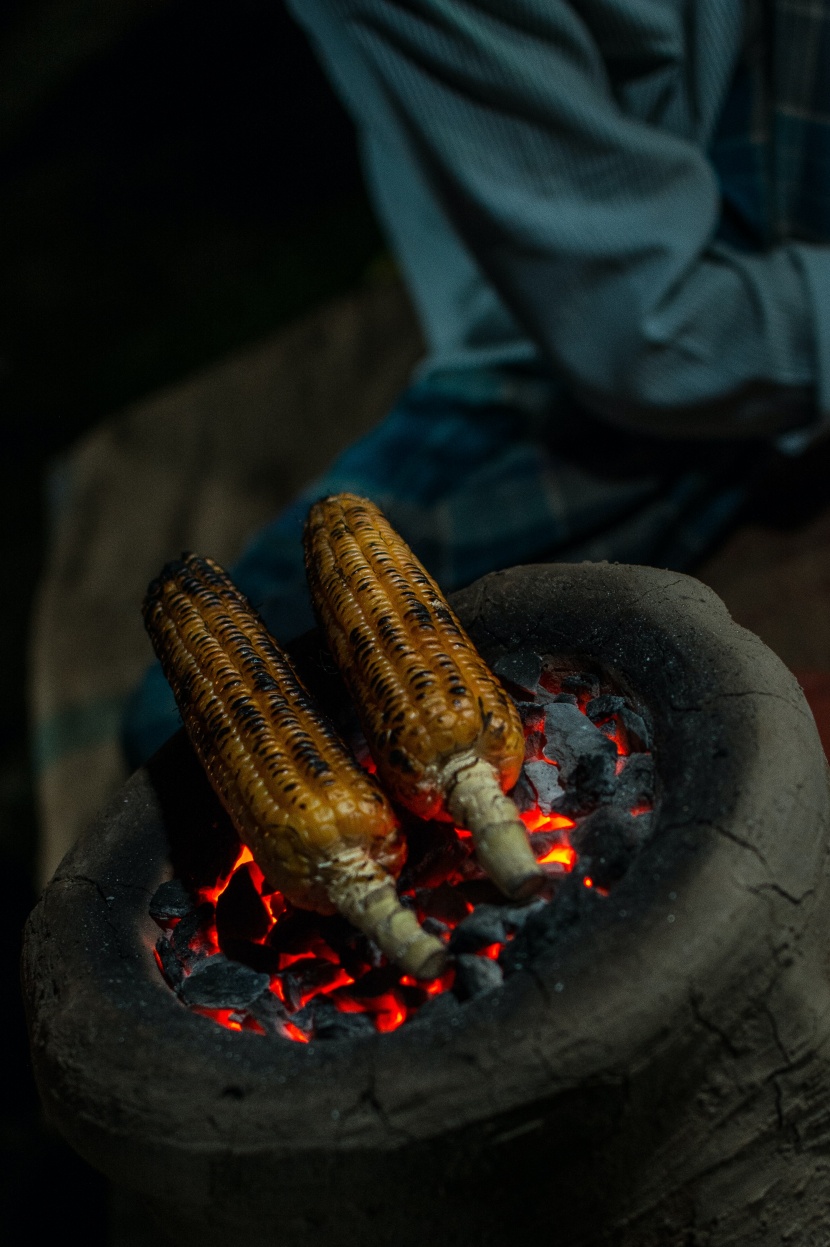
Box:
[122,0,830,767]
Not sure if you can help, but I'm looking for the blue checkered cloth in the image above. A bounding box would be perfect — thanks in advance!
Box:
[122,0,830,767]
[710,0,830,247]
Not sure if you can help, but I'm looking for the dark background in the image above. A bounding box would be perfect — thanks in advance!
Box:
[2,1,382,1239]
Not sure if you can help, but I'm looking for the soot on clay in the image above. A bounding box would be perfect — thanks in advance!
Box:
[150,652,657,1042]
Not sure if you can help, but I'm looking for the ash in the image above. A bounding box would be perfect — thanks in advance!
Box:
[149,652,655,1041]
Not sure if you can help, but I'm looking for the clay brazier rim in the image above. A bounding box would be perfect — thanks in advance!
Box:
[22,562,829,1166]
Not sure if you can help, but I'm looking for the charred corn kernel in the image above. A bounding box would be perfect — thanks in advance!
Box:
[304,494,544,901]
[142,552,446,980]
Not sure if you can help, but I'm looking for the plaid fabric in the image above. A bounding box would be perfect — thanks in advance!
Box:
[711,0,830,245]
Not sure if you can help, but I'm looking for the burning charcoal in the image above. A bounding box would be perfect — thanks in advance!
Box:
[492,650,544,699]
[515,701,546,733]
[510,771,538,815]
[171,902,215,966]
[528,828,566,858]
[349,964,401,999]
[155,935,184,989]
[415,989,461,1025]
[454,878,507,909]
[286,1003,316,1037]
[557,752,618,817]
[278,972,306,1013]
[457,852,490,883]
[179,956,271,1010]
[219,938,281,976]
[454,953,504,1000]
[543,702,617,783]
[216,864,271,945]
[561,673,601,702]
[266,906,321,954]
[522,759,566,813]
[616,706,652,753]
[523,730,545,762]
[247,988,289,1035]
[404,823,468,889]
[615,754,655,811]
[312,998,375,1040]
[282,957,346,1011]
[570,808,639,888]
[422,916,450,939]
[149,878,195,923]
[449,905,506,954]
[585,694,627,723]
[552,693,579,706]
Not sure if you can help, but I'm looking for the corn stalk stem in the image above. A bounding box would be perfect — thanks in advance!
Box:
[321,847,447,980]
[442,753,544,901]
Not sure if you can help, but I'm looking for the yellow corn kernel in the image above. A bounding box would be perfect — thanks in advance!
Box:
[304,494,543,900]
[143,552,446,979]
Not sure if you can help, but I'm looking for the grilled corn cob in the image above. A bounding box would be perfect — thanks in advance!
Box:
[142,552,446,980]
[304,494,544,900]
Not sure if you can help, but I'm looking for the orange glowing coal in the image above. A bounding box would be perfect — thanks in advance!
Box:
[153,678,652,1042]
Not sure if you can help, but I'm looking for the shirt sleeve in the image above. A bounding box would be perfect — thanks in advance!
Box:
[330,0,828,438]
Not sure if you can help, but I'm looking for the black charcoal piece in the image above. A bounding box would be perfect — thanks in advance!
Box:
[312,999,375,1040]
[528,830,568,859]
[179,956,271,1009]
[457,857,490,889]
[454,954,504,1000]
[422,916,450,938]
[283,957,344,1003]
[218,938,281,976]
[149,878,195,922]
[561,673,601,701]
[617,706,652,752]
[278,972,306,1014]
[586,694,627,723]
[216,864,271,945]
[543,703,617,783]
[349,964,401,998]
[522,759,565,813]
[414,989,461,1024]
[405,825,468,890]
[615,753,655,810]
[515,701,546,733]
[247,989,289,1034]
[492,651,543,698]
[501,898,548,933]
[286,1003,316,1036]
[417,882,474,927]
[523,730,545,762]
[557,752,618,817]
[552,693,579,705]
[510,771,538,815]
[503,874,604,972]
[171,902,215,965]
[449,905,506,954]
[155,936,184,989]
[570,808,639,888]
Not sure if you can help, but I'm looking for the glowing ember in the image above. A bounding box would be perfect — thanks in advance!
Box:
[150,660,655,1041]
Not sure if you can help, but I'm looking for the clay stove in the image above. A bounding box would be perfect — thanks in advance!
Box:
[22,563,830,1246]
